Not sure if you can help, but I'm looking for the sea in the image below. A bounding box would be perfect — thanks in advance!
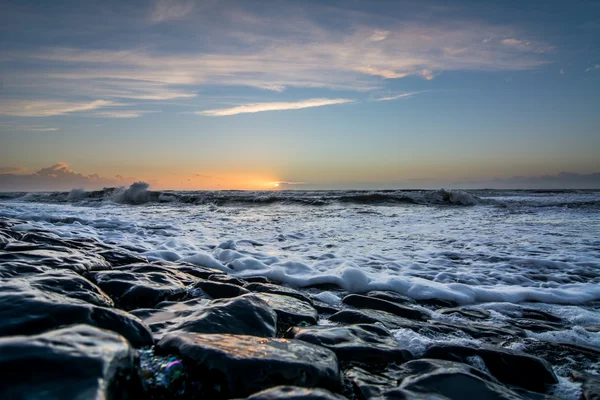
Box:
[1,185,599,396]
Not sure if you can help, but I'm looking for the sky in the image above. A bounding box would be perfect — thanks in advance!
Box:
[0,0,599,190]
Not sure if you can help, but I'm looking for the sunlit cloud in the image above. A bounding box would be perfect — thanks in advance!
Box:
[0,100,118,117]
[92,110,159,118]
[197,98,354,116]
[375,92,424,101]
[0,122,58,132]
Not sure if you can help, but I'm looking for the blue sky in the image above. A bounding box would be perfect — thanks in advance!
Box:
[0,0,599,190]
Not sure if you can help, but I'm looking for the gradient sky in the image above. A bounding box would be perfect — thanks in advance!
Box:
[1,0,599,190]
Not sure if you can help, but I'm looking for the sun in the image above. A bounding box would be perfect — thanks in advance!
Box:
[273,182,280,187]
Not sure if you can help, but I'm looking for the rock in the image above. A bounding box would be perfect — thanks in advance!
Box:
[570,371,600,400]
[89,265,196,310]
[0,280,153,347]
[19,231,105,251]
[311,298,341,315]
[365,290,416,305]
[0,261,51,278]
[346,359,530,400]
[438,307,492,320]
[287,324,413,365]
[521,309,563,323]
[342,294,429,321]
[16,269,114,307]
[584,325,600,333]
[208,273,246,286]
[194,280,251,299]
[245,386,348,400]
[506,318,565,332]
[423,343,558,392]
[244,276,272,284]
[430,320,526,339]
[98,249,148,266]
[417,298,459,308]
[157,332,341,398]
[0,324,142,399]
[172,264,227,279]
[131,294,277,340]
[245,282,314,305]
[0,248,110,273]
[329,309,451,333]
[254,292,319,327]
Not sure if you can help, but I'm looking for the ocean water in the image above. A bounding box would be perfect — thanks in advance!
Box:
[1,188,600,347]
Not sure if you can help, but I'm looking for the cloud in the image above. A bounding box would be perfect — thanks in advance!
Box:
[0,162,135,191]
[197,98,354,116]
[0,100,117,117]
[375,91,423,101]
[150,0,194,23]
[585,64,600,72]
[0,122,58,131]
[560,68,565,74]
[92,110,159,118]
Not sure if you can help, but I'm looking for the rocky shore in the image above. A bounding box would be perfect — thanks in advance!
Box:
[0,216,598,399]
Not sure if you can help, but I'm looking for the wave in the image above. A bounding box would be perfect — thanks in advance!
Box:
[1,183,598,209]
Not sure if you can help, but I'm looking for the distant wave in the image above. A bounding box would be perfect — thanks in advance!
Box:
[0,183,598,209]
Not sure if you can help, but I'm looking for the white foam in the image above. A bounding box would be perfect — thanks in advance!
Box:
[529,326,600,352]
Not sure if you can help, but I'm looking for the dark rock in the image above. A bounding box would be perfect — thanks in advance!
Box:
[244,276,272,284]
[245,386,348,400]
[254,292,319,327]
[171,264,226,279]
[329,309,452,334]
[311,298,341,315]
[157,332,341,398]
[98,249,148,266]
[506,318,565,332]
[346,359,529,400]
[342,294,428,321]
[423,343,558,392]
[584,325,600,333]
[0,324,142,400]
[208,273,246,286]
[17,269,114,307]
[0,248,110,273]
[19,231,105,251]
[131,294,277,340]
[570,370,600,400]
[0,262,51,278]
[438,307,492,320]
[521,309,563,323]
[417,298,459,308]
[245,282,314,305]
[0,280,153,347]
[365,290,416,305]
[287,324,413,365]
[89,265,196,310]
[194,280,251,298]
[430,320,527,339]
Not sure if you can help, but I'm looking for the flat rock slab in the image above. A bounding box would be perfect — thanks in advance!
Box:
[423,343,558,392]
[157,332,341,398]
[194,280,251,299]
[254,292,319,327]
[364,290,416,305]
[342,294,429,321]
[0,280,153,347]
[437,307,492,320]
[346,359,531,400]
[90,265,197,310]
[0,248,110,273]
[245,282,314,305]
[131,294,277,340]
[287,324,412,365]
[0,324,142,400]
[245,386,348,400]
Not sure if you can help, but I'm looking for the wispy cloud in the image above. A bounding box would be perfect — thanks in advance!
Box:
[0,100,117,117]
[197,98,354,116]
[92,110,159,118]
[150,0,194,23]
[585,64,600,72]
[0,122,58,131]
[375,92,424,101]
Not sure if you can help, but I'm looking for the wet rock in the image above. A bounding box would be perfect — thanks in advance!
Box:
[347,358,533,400]
[245,282,314,305]
[430,320,526,339]
[329,309,451,333]
[287,324,413,365]
[342,294,428,321]
[365,290,416,305]
[89,265,196,310]
[254,292,319,327]
[506,318,565,332]
[0,280,153,347]
[131,294,277,340]
[19,231,105,251]
[17,269,114,307]
[98,249,148,266]
[208,273,247,286]
[417,298,459,308]
[570,371,600,400]
[157,332,341,398]
[244,276,272,284]
[0,248,110,273]
[0,261,51,278]
[584,325,600,333]
[311,298,341,315]
[245,386,348,400]
[438,307,492,320]
[423,343,558,392]
[0,324,142,399]
[521,309,563,323]
[171,264,226,279]
[194,280,251,298]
